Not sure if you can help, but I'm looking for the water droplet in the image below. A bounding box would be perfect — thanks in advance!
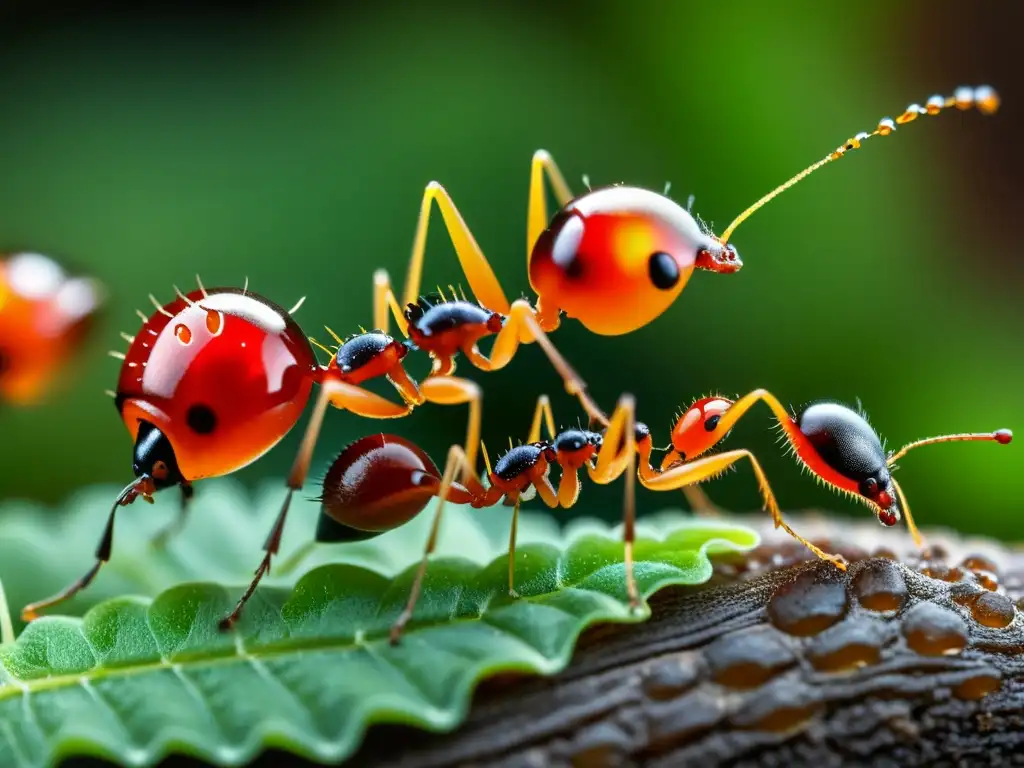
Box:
[644,655,701,700]
[768,569,849,636]
[854,560,908,612]
[925,95,945,115]
[974,86,1000,115]
[954,86,975,110]
[897,104,923,124]
[808,616,889,673]
[705,627,795,689]
[961,555,998,574]
[903,603,968,656]
[970,591,1015,629]
[975,571,1000,592]
[921,563,964,583]
[953,674,1001,701]
[741,705,820,733]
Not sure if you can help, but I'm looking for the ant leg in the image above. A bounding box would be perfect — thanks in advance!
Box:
[419,376,484,493]
[507,498,521,598]
[150,482,195,549]
[588,394,637,484]
[220,382,414,630]
[713,388,793,435]
[529,468,559,508]
[373,181,513,335]
[682,485,721,517]
[22,481,138,620]
[527,394,557,442]
[891,479,924,549]
[390,443,468,644]
[467,300,608,427]
[526,150,574,260]
[584,394,641,607]
[641,449,847,569]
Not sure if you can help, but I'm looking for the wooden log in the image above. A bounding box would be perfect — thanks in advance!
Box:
[343,515,1024,767]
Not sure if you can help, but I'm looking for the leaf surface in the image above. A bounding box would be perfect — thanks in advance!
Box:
[0,480,757,766]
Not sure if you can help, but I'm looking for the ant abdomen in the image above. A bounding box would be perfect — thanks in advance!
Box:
[796,402,886,482]
[317,433,473,543]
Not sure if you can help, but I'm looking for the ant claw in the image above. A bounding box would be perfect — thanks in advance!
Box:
[389,613,411,645]
[826,554,848,571]
[627,590,643,613]
[217,616,235,632]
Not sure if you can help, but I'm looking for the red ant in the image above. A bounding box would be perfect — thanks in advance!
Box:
[19,86,1001,625]
[312,390,1010,643]
[0,252,102,406]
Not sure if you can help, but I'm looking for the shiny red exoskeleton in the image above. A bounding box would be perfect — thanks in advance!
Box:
[312,392,1010,643]
[0,252,102,405]
[21,85,1004,628]
[20,283,495,623]
[115,288,317,486]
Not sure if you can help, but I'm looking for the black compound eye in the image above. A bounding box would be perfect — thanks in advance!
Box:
[704,414,721,432]
[186,404,218,434]
[648,252,680,290]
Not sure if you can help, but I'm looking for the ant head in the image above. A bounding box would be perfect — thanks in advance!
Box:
[696,241,742,274]
[797,401,1013,527]
[132,420,185,491]
[662,396,735,469]
[528,187,730,336]
[859,472,901,527]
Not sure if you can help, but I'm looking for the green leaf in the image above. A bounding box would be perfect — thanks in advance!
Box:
[0,479,757,767]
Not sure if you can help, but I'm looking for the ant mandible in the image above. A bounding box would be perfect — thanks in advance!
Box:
[311,388,1010,644]
[0,252,103,406]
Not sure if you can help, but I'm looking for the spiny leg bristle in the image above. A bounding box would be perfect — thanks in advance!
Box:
[149,294,173,318]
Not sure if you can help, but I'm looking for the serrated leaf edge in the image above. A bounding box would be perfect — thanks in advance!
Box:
[0,528,757,767]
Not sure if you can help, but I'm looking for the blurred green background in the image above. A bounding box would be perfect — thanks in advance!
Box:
[0,0,1020,539]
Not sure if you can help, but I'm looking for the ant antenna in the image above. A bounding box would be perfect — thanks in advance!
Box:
[887,428,1012,466]
[717,85,1000,245]
[308,337,336,358]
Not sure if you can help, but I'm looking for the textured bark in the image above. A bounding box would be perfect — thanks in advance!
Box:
[342,516,1024,768]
